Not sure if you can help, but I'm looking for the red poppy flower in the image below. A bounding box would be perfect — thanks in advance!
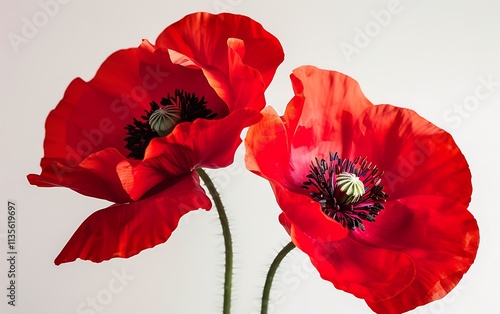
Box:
[245,66,479,313]
[27,12,284,265]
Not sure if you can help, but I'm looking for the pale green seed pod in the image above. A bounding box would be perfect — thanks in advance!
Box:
[336,172,365,204]
[149,105,182,137]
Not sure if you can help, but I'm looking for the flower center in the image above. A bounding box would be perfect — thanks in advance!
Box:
[148,105,181,137]
[302,152,388,231]
[124,89,217,159]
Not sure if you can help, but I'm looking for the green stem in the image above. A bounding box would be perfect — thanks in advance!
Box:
[261,242,296,314]
[197,168,233,314]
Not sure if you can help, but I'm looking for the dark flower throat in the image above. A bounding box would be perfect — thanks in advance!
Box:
[302,152,388,231]
[124,89,217,160]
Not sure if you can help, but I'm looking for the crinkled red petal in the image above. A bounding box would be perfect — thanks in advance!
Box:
[271,183,348,244]
[156,12,284,89]
[245,106,294,188]
[297,231,416,303]
[288,66,372,154]
[28,148,132,203]
[54,172,211,265]
[350,104,472,206]
[355,195,479,313]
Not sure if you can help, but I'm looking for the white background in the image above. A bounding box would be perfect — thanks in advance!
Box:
[1,0,499,313]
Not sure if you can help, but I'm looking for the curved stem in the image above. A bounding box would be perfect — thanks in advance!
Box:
[197,168,233,314]
[261,242,296,314]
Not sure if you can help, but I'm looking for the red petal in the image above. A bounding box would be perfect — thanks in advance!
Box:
[272,183,348,243]
[245,106,294,188]
[358,195,479,313]
[288,66,373,155]
[278,212,292,234]
[137,109,261,182]
[350,105,472,205]
[295,228,415,303]
[28,148,132,203]
[54,173,211,265]
[225,38,266,112]
[156,12,284,89]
